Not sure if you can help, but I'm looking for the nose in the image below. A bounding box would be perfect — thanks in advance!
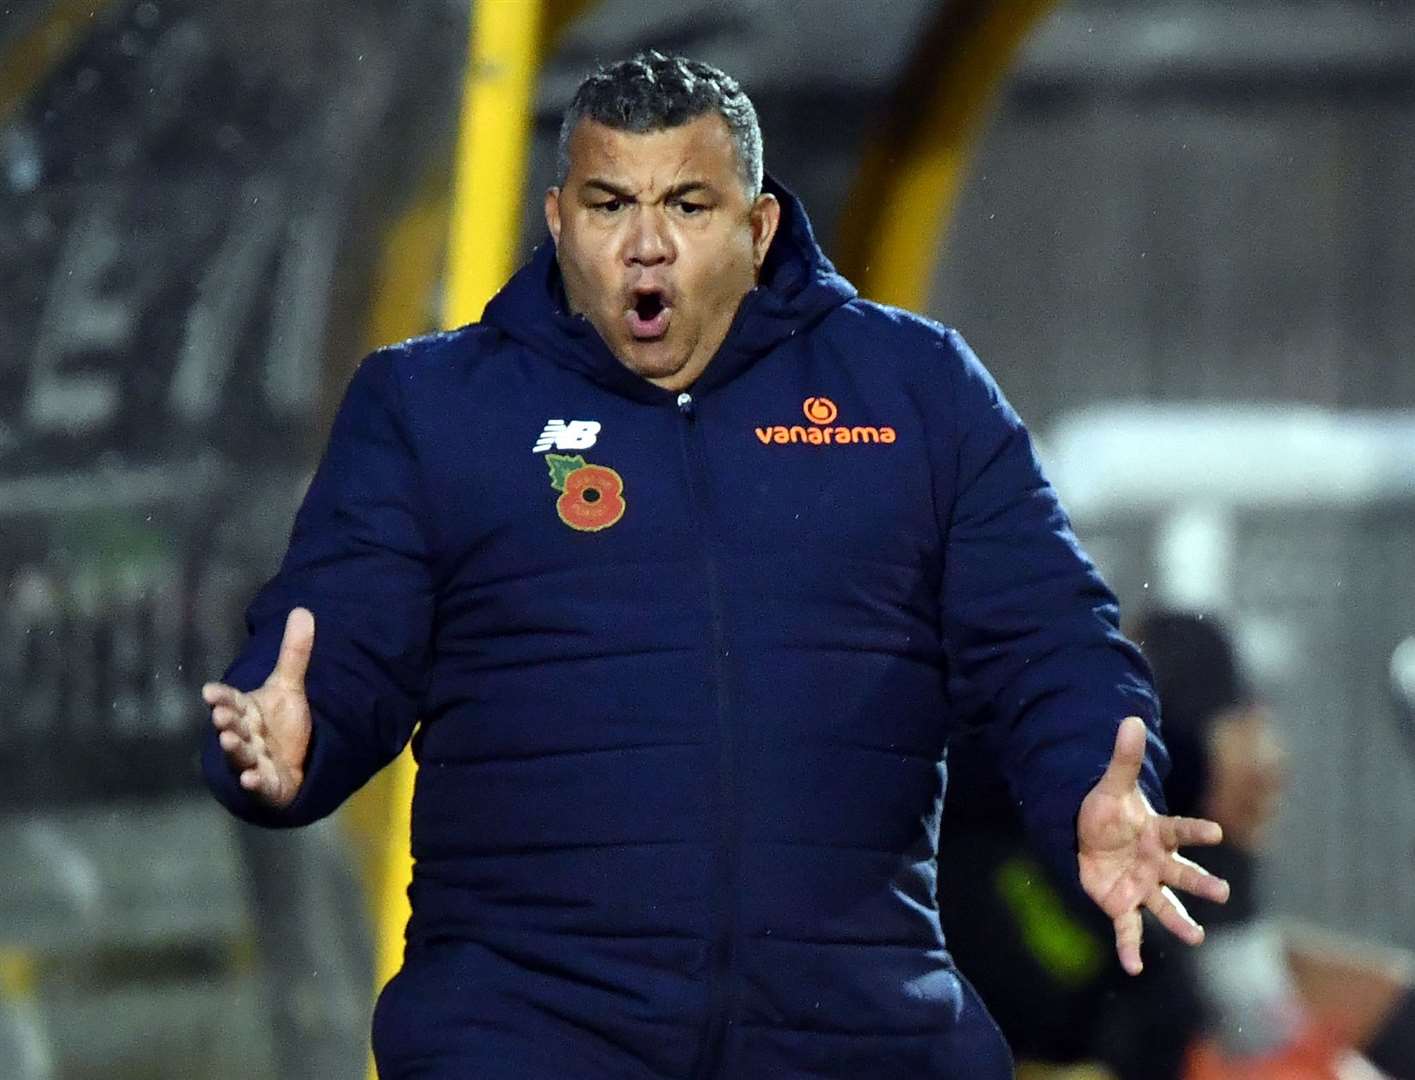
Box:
[625,207,673,267]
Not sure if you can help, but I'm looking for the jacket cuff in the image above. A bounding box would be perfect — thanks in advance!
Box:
[199,643,354,829]
[1027,749,1168,897]
[201,714,336,829]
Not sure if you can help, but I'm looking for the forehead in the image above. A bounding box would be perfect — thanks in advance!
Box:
[564,114,741,189]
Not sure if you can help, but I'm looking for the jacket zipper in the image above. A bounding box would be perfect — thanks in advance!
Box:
[677,390,740,1080]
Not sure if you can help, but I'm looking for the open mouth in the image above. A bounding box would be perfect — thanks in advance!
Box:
[626,288,672,341]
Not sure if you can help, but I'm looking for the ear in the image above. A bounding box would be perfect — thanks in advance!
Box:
[544,187,563,246]
[749,192,781,273]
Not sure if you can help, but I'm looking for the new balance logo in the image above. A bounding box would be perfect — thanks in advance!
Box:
[533,419,601,453]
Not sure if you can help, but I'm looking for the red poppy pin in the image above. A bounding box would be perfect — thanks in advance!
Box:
[544,454,626,532]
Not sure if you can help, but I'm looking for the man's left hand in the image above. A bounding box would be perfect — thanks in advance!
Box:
[1077,715,1230,975]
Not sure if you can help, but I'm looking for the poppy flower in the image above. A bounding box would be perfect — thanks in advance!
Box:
[557,463,626,532]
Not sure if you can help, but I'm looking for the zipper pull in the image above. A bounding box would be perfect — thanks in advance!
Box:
[676,391,695,419]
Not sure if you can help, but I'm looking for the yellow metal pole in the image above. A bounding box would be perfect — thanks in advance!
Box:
[442,1,546,326]
[369,3,544,1071]
[835,0,1059,312]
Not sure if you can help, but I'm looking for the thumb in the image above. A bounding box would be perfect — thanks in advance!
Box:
[270,606,315,690]
[1095,715,1147,796]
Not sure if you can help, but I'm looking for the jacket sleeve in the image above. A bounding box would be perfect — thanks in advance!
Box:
[202,347,435,828]
[937,328,1168,887]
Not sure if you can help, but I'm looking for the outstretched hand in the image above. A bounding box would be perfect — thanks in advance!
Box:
[202,607,315,810]
[1077,715,1230,975]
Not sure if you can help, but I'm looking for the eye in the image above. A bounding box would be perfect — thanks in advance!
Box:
[593,198,625,214]
[675,199,707,215]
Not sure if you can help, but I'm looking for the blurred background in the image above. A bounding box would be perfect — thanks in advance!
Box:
[2,0,1413,1076]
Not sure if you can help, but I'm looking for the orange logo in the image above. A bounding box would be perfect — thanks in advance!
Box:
[545,454,626,532]
[754,397,897,448]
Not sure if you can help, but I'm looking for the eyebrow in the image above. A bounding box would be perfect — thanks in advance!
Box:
[580,179,714,201]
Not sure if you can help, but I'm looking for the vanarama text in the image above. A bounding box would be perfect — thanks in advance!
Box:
[753,425,897,445]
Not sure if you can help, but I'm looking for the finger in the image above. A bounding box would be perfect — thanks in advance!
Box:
[1114,907,1144,976]
[202,682,248,710]
[243,753,287,806]
[219,728,261,770]
[1146,885,1205,947]
[1095,716,1148,796]
[239,753,276,798]
[270,607,315,690]
[212,698,264,741]
[1159,814,1224,849]
[1162,852,1230,904]
[211,704,251,740]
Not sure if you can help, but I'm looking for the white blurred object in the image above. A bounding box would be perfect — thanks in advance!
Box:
[0,999,55,1080]
[1391,637,1415,762]
[1154,504,1235,611]
[1044,404,1415,519]
[1392,637,1415,714]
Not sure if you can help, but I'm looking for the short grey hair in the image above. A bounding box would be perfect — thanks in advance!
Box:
[556,50,764,198]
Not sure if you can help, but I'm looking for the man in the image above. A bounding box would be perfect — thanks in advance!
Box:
[203,52,1228,1078]
[1138,610,1413,1080]
[942,610,1415,1079]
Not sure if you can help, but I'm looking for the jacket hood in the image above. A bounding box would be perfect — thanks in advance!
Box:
[481,175,857,402]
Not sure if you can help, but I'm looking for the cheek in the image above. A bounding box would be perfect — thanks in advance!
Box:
[1255,758,1287,797]
[1204,750,1246,810]
[685,236,756,304]
[561,241,619,307]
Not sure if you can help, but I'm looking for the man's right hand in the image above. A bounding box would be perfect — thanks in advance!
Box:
[203,607,315,809]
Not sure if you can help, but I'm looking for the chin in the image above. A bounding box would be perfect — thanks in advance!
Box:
[622,343,689,380]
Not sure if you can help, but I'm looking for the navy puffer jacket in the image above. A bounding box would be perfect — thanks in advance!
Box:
[204,180,1165,1079]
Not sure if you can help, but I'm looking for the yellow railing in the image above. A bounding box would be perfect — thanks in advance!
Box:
[836,0,1059,312]
[365,2,545,1075]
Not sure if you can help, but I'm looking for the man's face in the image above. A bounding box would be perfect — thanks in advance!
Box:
[545,114,780,392]
[1203,703,1288,852]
